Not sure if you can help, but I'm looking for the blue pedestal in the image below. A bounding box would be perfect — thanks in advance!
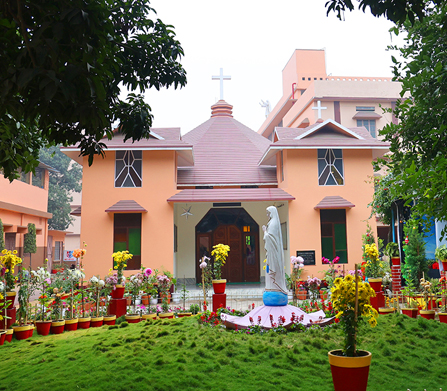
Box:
[263,291,288,306]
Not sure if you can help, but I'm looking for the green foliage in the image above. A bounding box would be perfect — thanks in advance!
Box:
[369,175,396,226]
[324,0,441,24]
[0,0,186,181]
[23,223,37,254]
[0,219,4,251]
[378,4,447,238]
[384,242,399,259]
[402,219,428,289]
[39,146,82,230]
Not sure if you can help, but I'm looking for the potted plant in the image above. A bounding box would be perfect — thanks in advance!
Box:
[328,269,378,391]
[125,273,143,323]
[16,268,36,336]
[378,296,398,315]
[211,243,230,294]
[289,256,305,305]
[363,242,385,310]
[89,275,105,327]
[306,276,321,301]
[141,305,158,320]
[157,274,173,318]
[111,250,132,299]
[383,242,399,264]
[0,250,22,308]
[63,268,84,331]
[438,276,447,323]
[199,257,212,310]
[31,266,52,335]
[419,277,435,320]
[400,281,418,318]
[435,244,447,270]
[49,287,66,334]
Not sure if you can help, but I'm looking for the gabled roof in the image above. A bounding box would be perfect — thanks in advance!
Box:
[259,119,390,165]
[105,200,147,213]
[178,100,276,186]
[60,128,194,166]
[314,196,355,209]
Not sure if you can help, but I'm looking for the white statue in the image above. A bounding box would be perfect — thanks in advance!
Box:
[260,100,271,118]
[262,206,287,294]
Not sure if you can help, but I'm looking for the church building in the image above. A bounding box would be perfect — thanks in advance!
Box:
[62,50,394,283]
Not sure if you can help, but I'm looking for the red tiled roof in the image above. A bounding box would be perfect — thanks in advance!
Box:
[314,196,355,209]
[105,200,147,213]
[179,102,276,186]
[167,188,295,203]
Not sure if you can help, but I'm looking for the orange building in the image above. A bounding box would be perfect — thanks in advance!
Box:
[0,162,58,269]
[62,49,396,283]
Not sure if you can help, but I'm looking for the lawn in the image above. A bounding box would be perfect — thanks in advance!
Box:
[0,314,446,391]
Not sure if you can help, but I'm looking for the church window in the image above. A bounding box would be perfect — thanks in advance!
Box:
[113,213,141,270]
[318,149,344,186]
[115,150,142,187]
[320,209,347,264]
[357,119,376,138]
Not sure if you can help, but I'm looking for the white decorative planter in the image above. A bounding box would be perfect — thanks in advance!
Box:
[150,297,158,305]
[172,293,181,303]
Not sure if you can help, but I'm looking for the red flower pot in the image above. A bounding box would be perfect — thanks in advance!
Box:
[442,261,447,271]
[51,320,65,335]
[111,285,125,299]
[78,317,91,329]
[64,319,79,331]
[328,350,372,391]
[90,317,104,327]
[103,315,116,325]
[28,325,35,338]
[401,308,418,318]
[36,321,52,336]
[124,315,141,323]
[420,310,435,320]
[13,325,32,340]
[212,279,227,294]
[0,330,6,346]
[6,292,16,309]
[5,329,13,343]
[438,313,447,324]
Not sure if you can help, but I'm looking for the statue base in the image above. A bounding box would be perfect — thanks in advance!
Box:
[263,291,288,306]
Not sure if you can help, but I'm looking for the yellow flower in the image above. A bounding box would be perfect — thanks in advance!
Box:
[263,265,266,270]
[114,266,118,270]
[263,259,267,263]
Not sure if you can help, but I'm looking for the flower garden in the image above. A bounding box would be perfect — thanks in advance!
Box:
[0,226,447,390]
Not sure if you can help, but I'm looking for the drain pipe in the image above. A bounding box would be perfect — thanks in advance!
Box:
[292,83,296,99]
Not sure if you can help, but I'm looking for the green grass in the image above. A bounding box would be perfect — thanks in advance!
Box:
[0,315,446,391]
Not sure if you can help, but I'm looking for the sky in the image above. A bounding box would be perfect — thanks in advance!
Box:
[137,0,402,134]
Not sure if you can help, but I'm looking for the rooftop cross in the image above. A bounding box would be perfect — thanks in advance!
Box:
[212,68,231,100]
[312,100,327,119]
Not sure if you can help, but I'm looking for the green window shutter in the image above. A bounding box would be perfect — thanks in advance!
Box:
[128,228,141,256]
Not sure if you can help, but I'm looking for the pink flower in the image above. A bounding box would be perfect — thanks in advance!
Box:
[199,262,207,269]
[144,268,152,277]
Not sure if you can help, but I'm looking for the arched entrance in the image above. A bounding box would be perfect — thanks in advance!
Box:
[196,208,259,283]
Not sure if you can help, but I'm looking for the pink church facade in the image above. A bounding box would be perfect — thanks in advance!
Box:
[62,49,397,284]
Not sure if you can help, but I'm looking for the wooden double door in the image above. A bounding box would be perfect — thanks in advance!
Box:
[196,224,259,283]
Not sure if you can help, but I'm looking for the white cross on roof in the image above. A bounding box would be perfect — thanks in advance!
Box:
[312,100,327,119]
[212,68,231,100]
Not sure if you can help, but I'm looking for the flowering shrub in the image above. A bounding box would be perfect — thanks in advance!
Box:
[363,243,385,279]
[321,256,341,289]
[199,310,221,327]
[0,249,22,291]
[112,250,133,282]
[211,243,230,280]
[331,274,378,356]
[157,274,171,313]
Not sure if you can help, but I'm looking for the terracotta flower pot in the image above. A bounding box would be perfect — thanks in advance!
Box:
[103,315,116,326]
[50,320,65,335]
[401,308,418,318]
[90,316,104,327]
[141,295,149,305]
[36,320,52,336]
[64,318,79,331]
[78,317,91,329]
[320,290,328,300]
[328,350,372,391]
[420,309,435,320]
[5,329,13,343]
[124,314,141,323]
[212,279,226,294]
[111,285,125,299]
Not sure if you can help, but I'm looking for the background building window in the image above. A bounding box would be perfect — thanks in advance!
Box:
[355,106,375,111]
[32,167,44,188]
[357,119,376,138]
[318,149,344,186]
[113,213,141,269]
[54,241,63,261]
[115,150,142,187]
[320,209,347,263]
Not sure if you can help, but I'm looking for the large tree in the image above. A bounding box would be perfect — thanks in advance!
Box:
[39,146,82,231]
[325,0,445,24]
[0,0,186,181]
[376,4,447,236]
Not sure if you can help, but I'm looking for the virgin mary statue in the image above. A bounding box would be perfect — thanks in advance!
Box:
[263,206,288,305]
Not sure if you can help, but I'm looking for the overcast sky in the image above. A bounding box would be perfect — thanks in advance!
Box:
[137,0,401,134]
